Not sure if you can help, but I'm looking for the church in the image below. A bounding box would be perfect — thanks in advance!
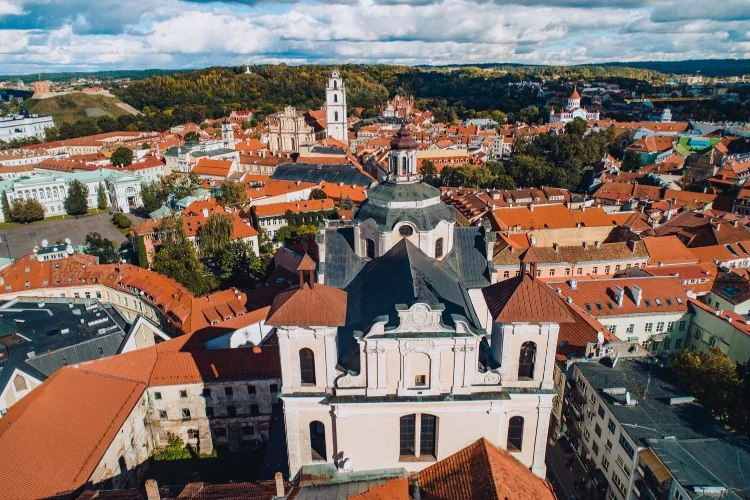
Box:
[266,126,572,479]
[549,87,600,123]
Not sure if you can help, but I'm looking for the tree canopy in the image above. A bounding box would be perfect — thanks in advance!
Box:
[97,183,108,210]
[110,147,134,167]
[218,180,247,206]
[9,199,44,223]
[84,232,120,264]
[64,180,89,216]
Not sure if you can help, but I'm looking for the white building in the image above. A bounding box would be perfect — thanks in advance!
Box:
[271,127,565,481]
[0,113,55,142]
[325,71,348,142]
[549,87,600,124]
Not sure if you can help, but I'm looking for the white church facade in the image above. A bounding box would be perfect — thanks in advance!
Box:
[266,126,570,480]
[549,87,600,124]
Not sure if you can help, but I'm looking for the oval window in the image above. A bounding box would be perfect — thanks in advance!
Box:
[399,225,414,237]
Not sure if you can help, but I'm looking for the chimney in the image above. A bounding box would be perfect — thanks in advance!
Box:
[569,278,577,290]
[582,241,588,250]
[202,208,209,218]
[627,240,636,253]
[595,240,601,248]
[145,479,160,500]
[553,242,559,252]
[631,285,642,306]
[733,219,739,227]
[529,203,534,212]
[615,285,625,307]
[275,472,285,498]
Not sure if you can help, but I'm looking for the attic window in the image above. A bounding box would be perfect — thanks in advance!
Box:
[676,297,683,305]
[644,300,651,307]
[655,298,662,306]
[596,303,603,311]
[723,286,741,297]
[585,303,592,311]
[665,298,672,306]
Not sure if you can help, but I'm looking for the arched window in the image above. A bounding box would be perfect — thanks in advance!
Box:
[333,80,338,90]
[13,374,27,392]
[334,94,338,103]
[518,341,537,379]
[399,225,414,237]
[334,111,339,122]
[435,238,444,258]
[365,238,375,259]
[507,416,524,451]
[299,348,316,385]
[310,421,326,461]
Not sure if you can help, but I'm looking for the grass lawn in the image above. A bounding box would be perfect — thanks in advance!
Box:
[0,208,108,230]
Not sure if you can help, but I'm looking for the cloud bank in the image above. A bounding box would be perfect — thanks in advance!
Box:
[0,0,747,73]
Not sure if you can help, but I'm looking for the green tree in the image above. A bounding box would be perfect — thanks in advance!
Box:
[64,180,88,216]
[215,240,263,284]
[110,147,134,167]
[309,188,328,200]
[219,180,247,206]
[96,183,108,210]
[83,232,120,264]
[1,191,10,222]
[162,172,200,200]
[564,117,588,137]
[136,235,149,268]
[140,181,168,212]
[340,195,354,211]
[112,212,132,229]
[421,160,438,186]
[622,150,643,172]
[9,199,45,223]
[184,131,200,143]
[198,212,234,258]
[670,348,742,427]
[151,215,218,295]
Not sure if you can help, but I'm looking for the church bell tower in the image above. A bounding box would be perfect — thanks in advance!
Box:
[325,71,348,142]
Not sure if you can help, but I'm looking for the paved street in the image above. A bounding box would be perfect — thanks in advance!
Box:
[546,437,600,500]
[0,213,144,260]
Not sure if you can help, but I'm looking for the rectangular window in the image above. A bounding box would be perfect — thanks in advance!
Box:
[656,322,665,333]
[503,271,510,278]
[676,339,682,349]
[618,435,635,459]
[202,388,211,398]
[414,375,427,386]
[584,428,590,441]
[679,320,686,331]
[400,414,416,456]
[605,265,610,274]
[608,419,616,434]
[626,324,634,334]
[577,268,582,275]
[616,455,631,478]
[158,410,167,419]
[606,439,612,452]
[270,384,278,393]
[607,325,616,334]
[645,323,653,333]
[187,429,199,440]
[179,390,188,398]
[420,414,437,457]
[667,322,674,332]
[602,456,610,471]
[595,424,602,437]
[225,387,233,396]
[593,267,598,274]
[598,405,605,419]
[592,442,600,456]
[181,408,191,420]
[549,269,555,277]
[206,406,214,417]
[227,406,236,418]
[154,392,162,400]
[248,385,256,395]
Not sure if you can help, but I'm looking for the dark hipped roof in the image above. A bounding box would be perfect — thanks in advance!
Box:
[443,225,492,288]
[320,226,366,288]
[344,239,480,331]
[482,275,574,323]
[354,192,455,232]
[271,163,374,187]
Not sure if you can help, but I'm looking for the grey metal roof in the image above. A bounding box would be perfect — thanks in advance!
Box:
[444,226,492,288]
[338,239,480,370]
[647,437,750,499]
[576,359,725,446]
[0,299,129,392]
[271,163,374,187]
[365,181,440,204]
[321,227,365,289]
[353,198,455,232]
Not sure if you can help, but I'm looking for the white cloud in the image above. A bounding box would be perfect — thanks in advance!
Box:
[0,0,746,73]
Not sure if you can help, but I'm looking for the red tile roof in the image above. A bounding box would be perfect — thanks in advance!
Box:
[192,158,234,177]
[483,274,574,323]
[266,282,347,327]
[418,438,555,500]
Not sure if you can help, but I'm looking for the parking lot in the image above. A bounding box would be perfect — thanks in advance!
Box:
[0,213,143,260]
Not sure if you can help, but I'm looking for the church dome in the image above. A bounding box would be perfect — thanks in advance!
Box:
[390,126,418,151]
[569,86,581,100]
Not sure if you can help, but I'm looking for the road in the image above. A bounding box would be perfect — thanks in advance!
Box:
[0,213,144,260]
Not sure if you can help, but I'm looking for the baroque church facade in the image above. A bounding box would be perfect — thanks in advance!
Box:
[266,126,571,480]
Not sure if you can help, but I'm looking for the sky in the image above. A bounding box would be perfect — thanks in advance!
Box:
[0,0,748,74]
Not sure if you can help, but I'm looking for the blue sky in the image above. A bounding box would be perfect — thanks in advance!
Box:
[0,0,747,74]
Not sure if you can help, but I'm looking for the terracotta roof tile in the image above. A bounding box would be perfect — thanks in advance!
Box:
[266,282,347,327]
[418,438,555,500]
[483,274,574,323]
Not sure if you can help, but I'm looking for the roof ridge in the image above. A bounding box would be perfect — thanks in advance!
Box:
[479,439,503,499]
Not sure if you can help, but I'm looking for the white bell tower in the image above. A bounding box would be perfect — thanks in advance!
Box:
[221,122,235,149]
[325,70,347,142]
